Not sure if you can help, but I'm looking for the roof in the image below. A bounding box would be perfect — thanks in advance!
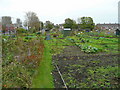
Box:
[64,28,71,30]
[96,23,119,26]
[115,29,120,31]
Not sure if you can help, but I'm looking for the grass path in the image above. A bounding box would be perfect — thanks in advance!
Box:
[32,40,54,88]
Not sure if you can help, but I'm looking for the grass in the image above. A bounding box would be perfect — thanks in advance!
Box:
[31,40,54,88]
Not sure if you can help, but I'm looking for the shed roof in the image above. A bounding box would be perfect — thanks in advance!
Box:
[64,28,71,30]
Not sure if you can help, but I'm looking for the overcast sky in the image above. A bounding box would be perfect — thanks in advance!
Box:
[0,0,119,24]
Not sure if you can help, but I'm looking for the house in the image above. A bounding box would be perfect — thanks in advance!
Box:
[2,16,15,34]
[58,24,64,31]
[96,23,119,30]
[5,24,15,34]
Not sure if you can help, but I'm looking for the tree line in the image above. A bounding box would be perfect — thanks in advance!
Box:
[23,11,54,33]
[1,11,95,33]
[25,11,95,32]
[63,17,95,31]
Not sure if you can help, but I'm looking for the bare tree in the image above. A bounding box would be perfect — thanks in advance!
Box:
[24,11,40,32]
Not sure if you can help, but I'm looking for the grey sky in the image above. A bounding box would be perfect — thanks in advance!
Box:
[0,0,119,24]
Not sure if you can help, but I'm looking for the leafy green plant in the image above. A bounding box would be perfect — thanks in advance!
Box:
[80,45,98,53]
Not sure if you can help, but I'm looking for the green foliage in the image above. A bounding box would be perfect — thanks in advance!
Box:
[2,34,44,88]
[68,31,118,54]
[87,66,119,88]
[16,28,27,33]
[40,21,44,29]
[48,38,72,55]
[24,35,37,40]
[3,61,32,88]
[63,18,78,29]
[81,45,98,53]
[79,17,95,30]
[62,57,119,88]
[46,23,54,30]
[45,21,54,30]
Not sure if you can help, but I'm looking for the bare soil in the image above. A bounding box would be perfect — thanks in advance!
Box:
[52,45,119,88]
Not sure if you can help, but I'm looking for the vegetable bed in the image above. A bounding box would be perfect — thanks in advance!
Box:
[52,32,119,88]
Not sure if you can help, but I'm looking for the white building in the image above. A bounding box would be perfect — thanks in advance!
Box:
[2,16,12,25]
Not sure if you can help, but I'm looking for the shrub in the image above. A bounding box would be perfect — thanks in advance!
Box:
[16,28,27,34]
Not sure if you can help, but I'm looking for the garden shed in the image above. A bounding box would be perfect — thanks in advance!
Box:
[62,28,72,37]
[115,29,120,35]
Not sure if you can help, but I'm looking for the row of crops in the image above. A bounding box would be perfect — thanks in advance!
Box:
[68,33,118,54]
